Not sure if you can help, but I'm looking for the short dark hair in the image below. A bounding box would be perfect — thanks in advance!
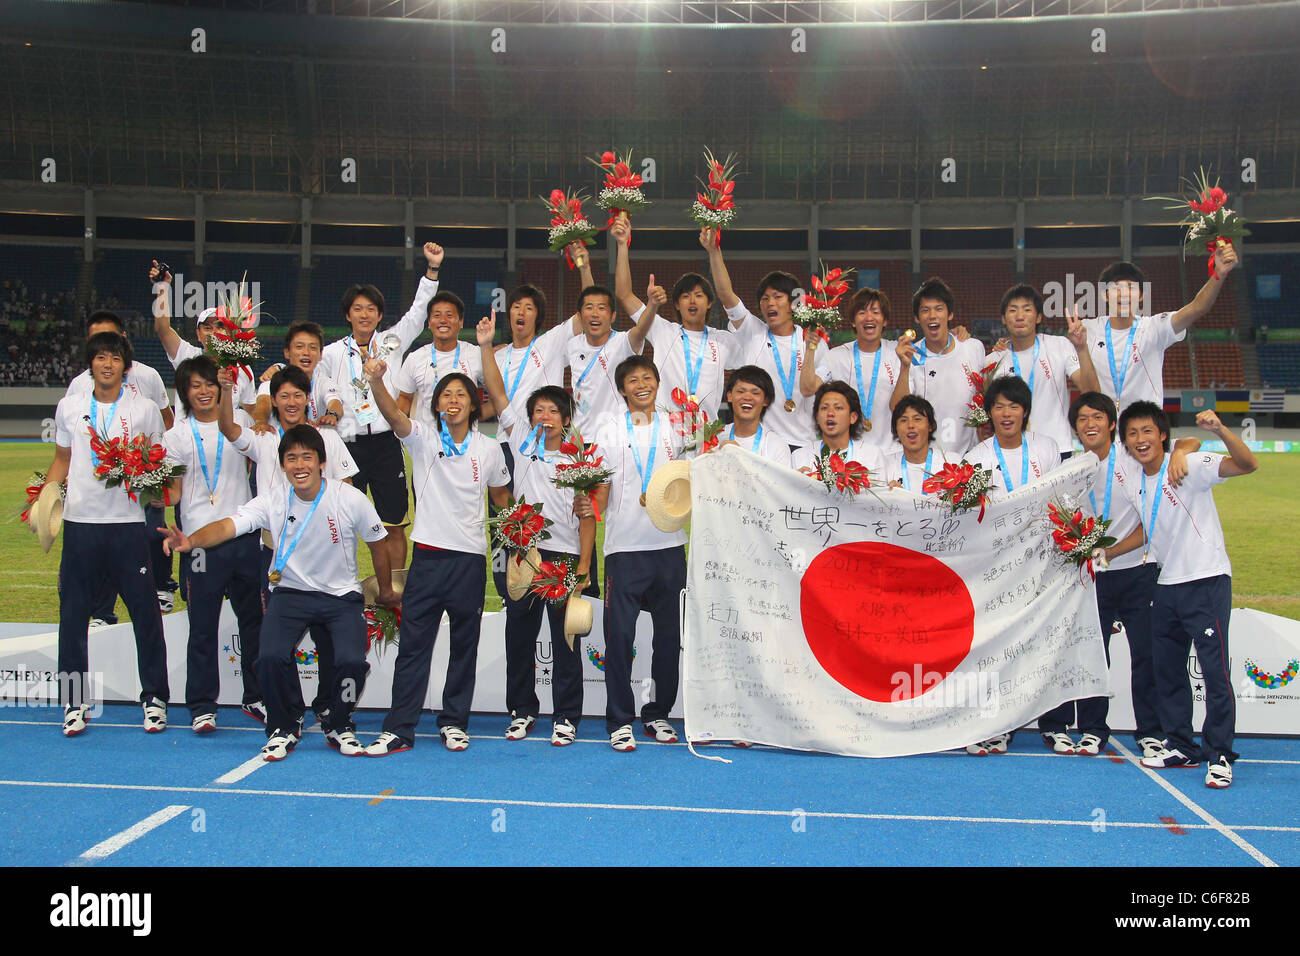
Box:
[614,354,659,393]
[983,375,1033,426]
[1000,283,1043,317]
[85,330,133,369]
[891,395,937,440]
[174,355,220,416]
[1099,262,1145,286]
[284,320,324,351]
[270,364,313,405]
[1119,399,1171,452]
[507,284,547,328]
[671,272,715,314]
[912,277,955,318]
[726,365,776,418]
[756,271,799,302]
[342,284,385,320]
[431,372,481,429]
[1069,391,1117,437]
[87,310,125,333]
[526,385,573,423]
[427,290,465,321]
[278,423,327,464]
[813,381,863,441]
[578,285,615,312]
[847,287,891,324]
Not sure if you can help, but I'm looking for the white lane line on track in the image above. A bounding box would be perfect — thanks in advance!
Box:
[72,804,190,863]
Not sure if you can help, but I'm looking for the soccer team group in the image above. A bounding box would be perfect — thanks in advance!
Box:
[43,218,1257,787]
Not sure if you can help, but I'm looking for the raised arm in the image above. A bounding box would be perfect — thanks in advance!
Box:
[889,338,918,410]
[216,367,244,443]
[611,217,644,317]
[626,274,663,354]
[801,337,825,397]
[559,240,597,335]
[1199,410,1258,477]
[1065,305,1101,394]
[1171,244,1239,334]
[150,261,185,362]
[387,242,445,351]
[476,314,510,425]
[364,358,412,439]
[702,227,741,312]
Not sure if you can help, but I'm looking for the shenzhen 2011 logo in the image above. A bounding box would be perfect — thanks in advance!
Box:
[586,645,634,671]
[294,648,319,666]
[1244,658,1298,690]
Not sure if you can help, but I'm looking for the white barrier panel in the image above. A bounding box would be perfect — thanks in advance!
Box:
[0,597,681,721]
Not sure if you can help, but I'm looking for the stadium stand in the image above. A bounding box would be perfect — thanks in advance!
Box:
[1259,343,1300,388]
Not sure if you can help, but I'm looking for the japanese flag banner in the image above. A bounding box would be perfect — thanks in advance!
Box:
[682,447,1109,758]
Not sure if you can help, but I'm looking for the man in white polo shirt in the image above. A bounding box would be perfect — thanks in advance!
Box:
[47,331,170,737]
[396,290,491,428]
[160,424,397,761]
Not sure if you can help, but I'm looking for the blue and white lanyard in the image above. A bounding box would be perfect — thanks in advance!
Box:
[519,423,550,462]
[854,344,883,425]
[1089,446,1116,521]
[682,327,709,399]
[272,481,325,582]
[1104,320,1139,399]
[439,420,472,457]
[432,342,461,384]
[189,418,224,503]
[503,340,534,403]
[626,412,661,500]
[900,448,934,492]
[1011,336,1041,393]
[1140,454,1170,561]
[767,329,798,406]
[911,332,954,367]
[575,334,616,394]
[994,441,1030,492]
[727,423,763,453]
[88,388,123,468]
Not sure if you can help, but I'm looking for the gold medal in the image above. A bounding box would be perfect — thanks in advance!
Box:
[688,394,697,405]
[784,399,796,413]
[639,493,647,507]
[268,570,281,585]
[209,493,216,506]
[863,420,872,433]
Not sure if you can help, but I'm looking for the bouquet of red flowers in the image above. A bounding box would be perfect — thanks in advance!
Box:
[541,188,599,269]
[528,559,588,605]
[552,429,613,521]
[961,359,1002,428]
[814,448,876,499]
[922,460,993,522]
[15,471,65,523]
[487,495,552,558]
[365,604,401,656]
[89,429,185,507]
[205,274,262,383]
[1150,168,1250,279]
[669,388,726,454]
[1046,498,1116,580]
[588,149,651,233]
[690,148,739,244]
[791,262,854,336]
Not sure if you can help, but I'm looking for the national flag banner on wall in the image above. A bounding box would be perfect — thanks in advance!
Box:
[682,448,1109,758]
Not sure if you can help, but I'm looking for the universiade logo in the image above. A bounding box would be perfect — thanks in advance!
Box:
[294,648,319,667]
[1243,658,1299,690]
[585,645,635,671]
[153,274,265,322]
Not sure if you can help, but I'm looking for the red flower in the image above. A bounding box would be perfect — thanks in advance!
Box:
[600,151,615,165]
[550,189,565,206]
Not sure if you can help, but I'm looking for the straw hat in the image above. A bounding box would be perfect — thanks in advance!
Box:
[505,548,540,601]
[644,459,692,533]
[563,594,593,648]
[28,483,64,554]
[361,567,407,605]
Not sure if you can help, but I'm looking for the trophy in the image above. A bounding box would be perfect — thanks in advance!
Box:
[353,332,403,394]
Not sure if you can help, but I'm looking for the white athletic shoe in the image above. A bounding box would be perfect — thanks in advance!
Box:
[142,698,168,733]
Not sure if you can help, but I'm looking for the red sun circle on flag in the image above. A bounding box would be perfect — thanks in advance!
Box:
[799,542,976,703]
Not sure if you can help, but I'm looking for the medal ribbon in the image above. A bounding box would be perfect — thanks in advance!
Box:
[503,340,534,402]
[727,423,763,453]
[189,417,225,503]
[900,448,934,493]
[88,387,123,468]
[854,343,883,427]
[1140,453,1170,561]
[1089,445,1116,521]
[626,411,660,502]
[1011,335,1041,393]
[767,329,798,407]
[993,441,1030,492]
[1104,320,1139,400]
[682,327,709,399]
[272,480,325,584]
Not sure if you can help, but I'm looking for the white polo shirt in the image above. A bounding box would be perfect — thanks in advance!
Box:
[1130,451,1231,585]
[400,419,510,556]
[882,442,953,494]
[987,334,1081,453]
[168,338,257,418]
[592,410,687,556]
[232,423,358,500]
[499,405,580,556]
[821,340,903,449]
[494,321,577,426]
[966,431,1061,494]
[396,341,484,429]
[1083,313,1183,414]
[163,412,254,530]
[1084,444,1147,574]
[905,335,987,456]
[256,368,340,424]
[790,438,887,476]
[66,364,169,415]
[566,330,640,436]
[317,274,439,440]
[232,479,388,597]
[728,304,829,448]
[639,309,739,421]
[720,424,793,469]
[55,391,166,524]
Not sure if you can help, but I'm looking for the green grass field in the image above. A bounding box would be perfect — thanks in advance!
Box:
[5,441,1297,623]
